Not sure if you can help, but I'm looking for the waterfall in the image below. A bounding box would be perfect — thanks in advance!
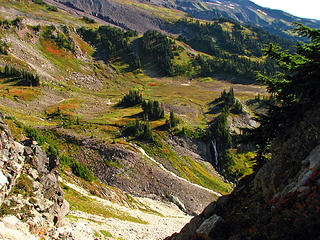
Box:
[117,130,222,196]
[211,139,219,169]
[131,142,221,196]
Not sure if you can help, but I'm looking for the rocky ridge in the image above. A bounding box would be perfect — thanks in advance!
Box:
[0,112,69,238]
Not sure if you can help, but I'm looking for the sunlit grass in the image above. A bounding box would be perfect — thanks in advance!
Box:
[112,0,187,20]
[62,183,148,224]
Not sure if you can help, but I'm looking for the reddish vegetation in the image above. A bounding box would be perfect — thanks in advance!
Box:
[72,34,91,55]
[46,101,78,115]
[10,90,22,95]
[58,102,77,111]
[43,40,63,57]
[0,87,40,101]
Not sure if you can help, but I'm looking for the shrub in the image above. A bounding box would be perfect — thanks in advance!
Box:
[46,143,59,157]
[82,16,96,24]
[47,5,58,12]
[42,25,75,54]
[24,126,46,145]
[60,155,95,182]
[0,40,8,55]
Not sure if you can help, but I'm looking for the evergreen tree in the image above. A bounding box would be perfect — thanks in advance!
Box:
[118,90,143,107]
[247,23,320,169]
[142,99,164,120]
[166,111,179,129]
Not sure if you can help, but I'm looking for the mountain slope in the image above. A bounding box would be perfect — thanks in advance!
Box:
[163,0,320,40]
[0,0,233,216]
[2,0,308,239]
[52,0,320,40]
[48,0,187,32]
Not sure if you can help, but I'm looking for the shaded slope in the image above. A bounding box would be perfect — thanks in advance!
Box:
[51,0,186,32]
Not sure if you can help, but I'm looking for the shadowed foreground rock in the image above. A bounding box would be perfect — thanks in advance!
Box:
[166,105,320,240]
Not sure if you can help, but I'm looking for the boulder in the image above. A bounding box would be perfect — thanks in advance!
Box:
[195,215,224,240]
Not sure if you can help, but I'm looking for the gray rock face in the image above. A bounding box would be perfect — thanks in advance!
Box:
[195,214,223,239]
[0,112,69,231]
[0,112,24,206]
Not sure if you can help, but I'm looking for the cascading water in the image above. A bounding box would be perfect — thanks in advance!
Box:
[211,139,219,170]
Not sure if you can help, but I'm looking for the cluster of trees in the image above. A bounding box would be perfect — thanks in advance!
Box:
[118,90,143,107]
[42,25,75,53]
[167,18,293,81]
[194,52,277,82]
[0,17,23,29]
[142,99,164,120]
[78,26,140,69]
[32,0,46,4]
[47,5,58,11]
[1,64,40,86]
[169,18,293,58]
[211,88,243,115]
[60,155,95,182]
[122,120,154,141]
[140,30,176,76]
[220,88,243,114]
[118,89,164,122]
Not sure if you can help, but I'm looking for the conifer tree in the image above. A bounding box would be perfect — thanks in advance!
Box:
[248,23,320,168]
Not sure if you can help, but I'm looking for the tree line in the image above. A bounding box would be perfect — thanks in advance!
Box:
[1,64,40,86]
